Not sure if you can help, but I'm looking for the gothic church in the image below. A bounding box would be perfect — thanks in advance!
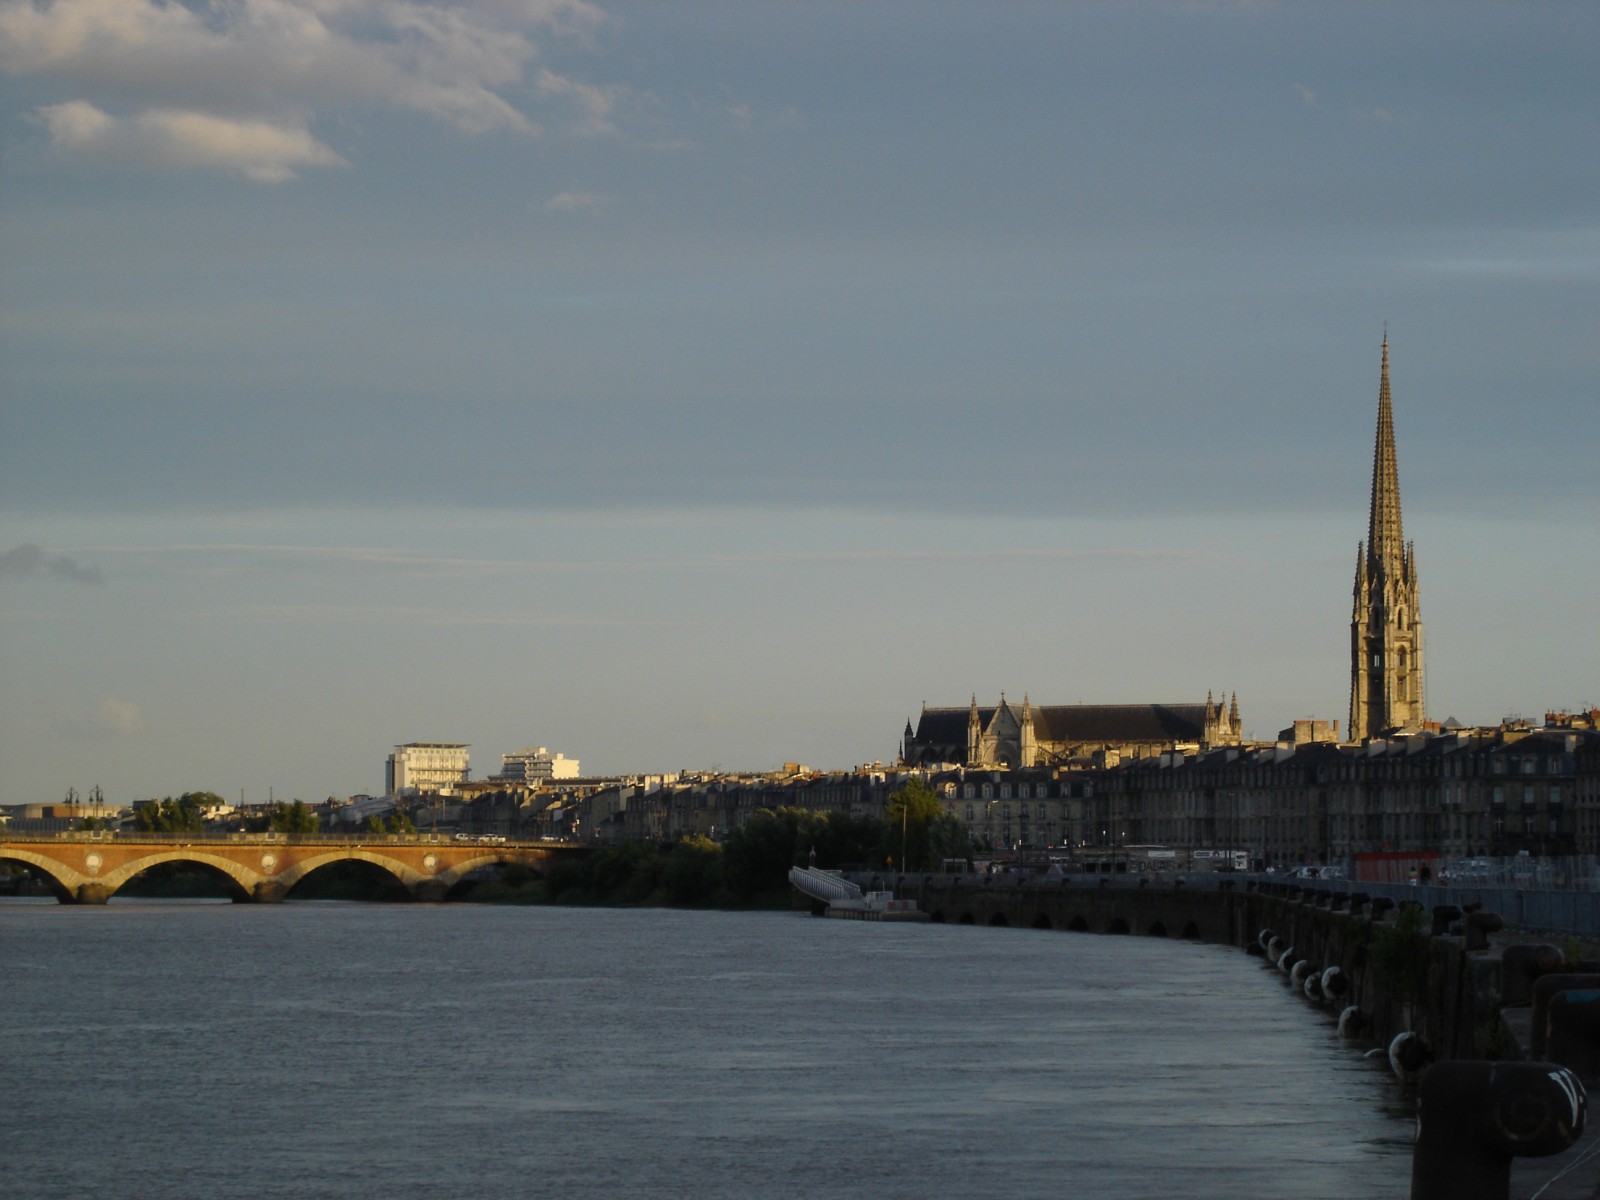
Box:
[1350,334,1425,739]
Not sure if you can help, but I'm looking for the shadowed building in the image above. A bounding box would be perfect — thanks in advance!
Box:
[1350,334,1425,741]
[901,693,1243,769]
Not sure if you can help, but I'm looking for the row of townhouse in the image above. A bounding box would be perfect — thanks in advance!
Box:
[1087,725,1600,867]
[522,721,1600,870]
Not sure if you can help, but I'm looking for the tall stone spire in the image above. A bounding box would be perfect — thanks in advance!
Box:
[1350,333,1424,741]
[1367,333,1405,569]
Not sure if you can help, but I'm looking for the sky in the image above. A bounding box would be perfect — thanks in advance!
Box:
[2,0,1596,805]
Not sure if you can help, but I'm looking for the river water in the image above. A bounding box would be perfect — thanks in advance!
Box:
[0,900,1413,1199]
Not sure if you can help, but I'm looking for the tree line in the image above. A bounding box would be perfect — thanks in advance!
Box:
[473,780,972,908]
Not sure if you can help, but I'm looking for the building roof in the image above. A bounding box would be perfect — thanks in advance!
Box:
[1030,703,1210,743]
[911,701,1215,748]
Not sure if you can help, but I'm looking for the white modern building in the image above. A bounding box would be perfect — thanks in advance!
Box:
[386,742,470,796]
[494,747,580,785]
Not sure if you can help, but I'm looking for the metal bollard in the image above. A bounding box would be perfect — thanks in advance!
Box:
[1464,911,1505,952]
[1370,896,1395,920]
[1530,975,1600,1057]
[1501,943,1566,1006]
[1546,991,1600,1080]
[1431,904,1463,936]
[1410,1060,1586,1200]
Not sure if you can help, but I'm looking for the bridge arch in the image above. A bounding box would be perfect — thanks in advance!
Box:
[0,848,77,902]
[98,850,260,902]
[274,849,419,899]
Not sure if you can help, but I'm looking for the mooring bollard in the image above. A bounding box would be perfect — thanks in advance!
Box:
[1546,991,1600,1080]
[1370,896,1395,920]
[1531,975,1600,1057]
[1431,904,1463,936]
[1501,943,1566,1006]
[1464,910,1506,952]
[1410,1060,1586,1200]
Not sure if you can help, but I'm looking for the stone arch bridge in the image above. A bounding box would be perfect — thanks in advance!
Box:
[0,831,587,904]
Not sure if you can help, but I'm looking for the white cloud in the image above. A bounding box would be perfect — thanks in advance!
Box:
[39,100,343,181]
[1,0,615,179]
[96,696,143,736]
[536,66,624,136]
[546,188,610,211]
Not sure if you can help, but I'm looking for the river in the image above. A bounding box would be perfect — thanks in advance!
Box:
[0,900,1412,1198]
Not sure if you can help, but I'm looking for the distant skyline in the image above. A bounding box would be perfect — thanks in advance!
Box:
[3,1,1596,803]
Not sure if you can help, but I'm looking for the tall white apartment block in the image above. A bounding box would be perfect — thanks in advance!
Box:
[495,747,580,784]
[386,742,470,796]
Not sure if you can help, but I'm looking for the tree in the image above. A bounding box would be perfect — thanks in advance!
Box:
[661,836,725,906]
[133,794,207,833]
[269,800,320,835]
[386,809,416,835]
[722,808,820,901]
[884,779,969,872]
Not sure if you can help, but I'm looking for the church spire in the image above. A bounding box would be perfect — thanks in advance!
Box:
[1350,332,1424,741]
[1366,331,1405,574]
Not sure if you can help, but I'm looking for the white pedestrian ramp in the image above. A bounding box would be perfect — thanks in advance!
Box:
[787,865,862,904]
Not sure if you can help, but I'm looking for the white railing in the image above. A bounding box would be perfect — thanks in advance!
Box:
[788,866,863,903]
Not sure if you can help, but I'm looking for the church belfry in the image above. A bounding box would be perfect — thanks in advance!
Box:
[1350,334,1424,741]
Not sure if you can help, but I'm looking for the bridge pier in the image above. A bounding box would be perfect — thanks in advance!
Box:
[71,883,112,905]
[411,879,447,903]
[249,881,288,904]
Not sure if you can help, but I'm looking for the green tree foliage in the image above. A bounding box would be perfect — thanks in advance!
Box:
[132,793,212,833]
[268,800,320,835]
[884,779,971,872]
[362,810,415,835]
[661,836,725,906]
[720,807,890,903]
[1369,903,1431,1001]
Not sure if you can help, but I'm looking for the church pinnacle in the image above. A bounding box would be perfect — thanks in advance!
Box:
[1350,333,1424,741]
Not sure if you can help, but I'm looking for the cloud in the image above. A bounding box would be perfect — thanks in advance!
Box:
[535,66,625,136]
[546,189,611,212]
[0,543,103,585]
[96,696,143,736]
[38,100,343,181]
[1,0,614,179]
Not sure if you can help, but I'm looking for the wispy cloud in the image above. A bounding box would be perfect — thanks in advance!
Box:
[0,0,616,179]
[95,696,143,735]
[546,189,613,212]
[0,543,103,585]
[37,100,342,182]
[223,603,652,628]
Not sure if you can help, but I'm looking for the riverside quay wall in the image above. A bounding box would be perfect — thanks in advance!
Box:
[870,873,1586,1062]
